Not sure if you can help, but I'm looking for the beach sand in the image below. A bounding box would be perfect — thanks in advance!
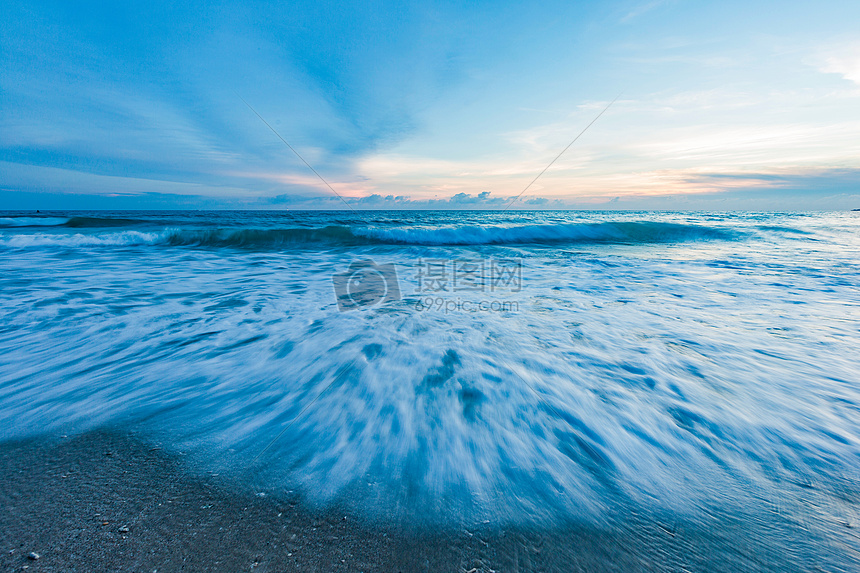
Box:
[0,430,848,572]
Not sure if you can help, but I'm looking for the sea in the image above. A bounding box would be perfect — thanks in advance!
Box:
[1,210,859,567]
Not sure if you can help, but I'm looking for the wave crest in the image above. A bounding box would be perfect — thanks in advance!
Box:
[163,226,361,248]
[358,221,736,245]
[0,217,69,228]
[0,221,738,249]
[0,231,165,248]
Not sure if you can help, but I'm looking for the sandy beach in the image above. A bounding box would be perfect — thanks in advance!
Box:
[3,429,856,572]
[0,430,635,572]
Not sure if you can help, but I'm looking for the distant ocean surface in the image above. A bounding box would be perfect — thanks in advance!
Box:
[1,210,859,562]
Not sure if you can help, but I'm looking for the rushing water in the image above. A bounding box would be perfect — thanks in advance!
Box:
[1,210,859,564]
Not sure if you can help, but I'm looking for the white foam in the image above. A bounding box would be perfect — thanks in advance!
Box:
[356,221,733,245]
[0,230,168,248]
[0,217,69,227]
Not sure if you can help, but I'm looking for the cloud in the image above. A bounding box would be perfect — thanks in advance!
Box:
[817,43,860,85]
[262,190,575,209]
[684,167,860,195]
[4,166,859,211]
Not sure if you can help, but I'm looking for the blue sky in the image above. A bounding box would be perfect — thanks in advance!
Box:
[2,0,859,209]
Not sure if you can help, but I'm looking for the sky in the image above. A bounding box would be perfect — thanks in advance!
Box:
[2,0,860,210]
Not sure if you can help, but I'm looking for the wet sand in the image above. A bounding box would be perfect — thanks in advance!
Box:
[0,429,855,572]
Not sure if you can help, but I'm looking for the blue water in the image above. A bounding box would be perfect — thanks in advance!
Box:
[1,210,859,564]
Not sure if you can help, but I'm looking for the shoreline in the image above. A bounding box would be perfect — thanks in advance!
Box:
[1,429,857,572]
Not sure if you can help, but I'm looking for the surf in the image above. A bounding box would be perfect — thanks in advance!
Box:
[0,220,740,250]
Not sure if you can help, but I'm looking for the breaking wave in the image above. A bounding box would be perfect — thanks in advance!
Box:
[0,230,165,248]
[0,221,740,249]
[163,226,362,248]
[0,217,70,228]
[356,221,737,245]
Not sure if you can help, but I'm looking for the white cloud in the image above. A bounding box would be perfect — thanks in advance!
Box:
[816,43,860,85]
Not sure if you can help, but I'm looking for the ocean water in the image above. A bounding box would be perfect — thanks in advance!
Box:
[1,210,859,563]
